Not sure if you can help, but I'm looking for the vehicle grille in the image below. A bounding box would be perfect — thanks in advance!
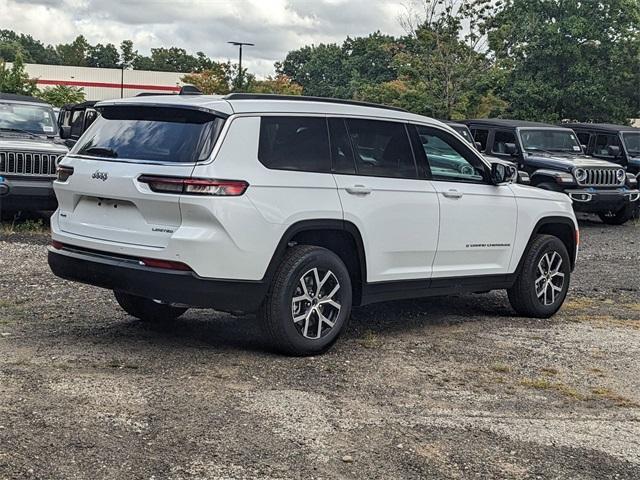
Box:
[577,168,623,187]
[0,151,60,177]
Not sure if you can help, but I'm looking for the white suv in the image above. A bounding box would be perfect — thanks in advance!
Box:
[49,93,579,355]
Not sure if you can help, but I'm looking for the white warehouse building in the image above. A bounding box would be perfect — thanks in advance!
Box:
[15,63,187,101]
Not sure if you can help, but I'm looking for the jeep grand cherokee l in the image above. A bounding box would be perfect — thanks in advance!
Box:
[0,93,68,212]
[48,94,579,356]
[464,119,639,225]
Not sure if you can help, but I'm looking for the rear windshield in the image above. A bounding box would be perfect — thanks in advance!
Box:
[71,106,225,163]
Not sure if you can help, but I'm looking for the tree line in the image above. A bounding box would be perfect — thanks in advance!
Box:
[1,0,639,122]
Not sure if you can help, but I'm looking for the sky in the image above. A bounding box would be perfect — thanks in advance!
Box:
[1,0,412,77]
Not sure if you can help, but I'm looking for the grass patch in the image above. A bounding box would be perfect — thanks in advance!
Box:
[540,367,559,376]
[520,377,584,400]
[1,218,48,235]
[591,387,639,408]
[358,330,381,349]
[489,363,511,373]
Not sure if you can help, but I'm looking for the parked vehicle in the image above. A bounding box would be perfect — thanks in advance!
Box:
[49,94,579,355]
[464,119,639,225]
[0,93,68,212]
[58,101,99,147]
[564,123,640,176]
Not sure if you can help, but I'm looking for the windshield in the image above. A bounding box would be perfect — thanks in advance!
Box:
[520,129,582,153]
[0,101,57,135]
[72,106,225,163]
[622,132,640,155]
[450,125,474,145]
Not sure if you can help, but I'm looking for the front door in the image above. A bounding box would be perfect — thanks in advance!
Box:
[414,124,517,278]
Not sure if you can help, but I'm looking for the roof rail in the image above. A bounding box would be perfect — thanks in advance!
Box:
[223,93,408,113]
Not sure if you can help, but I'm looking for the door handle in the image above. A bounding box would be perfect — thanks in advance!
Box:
[345,185,372,195]
[442,189,463,199]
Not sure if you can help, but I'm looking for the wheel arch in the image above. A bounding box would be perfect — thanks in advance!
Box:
[526,216,578,271]
[263,219,367,306]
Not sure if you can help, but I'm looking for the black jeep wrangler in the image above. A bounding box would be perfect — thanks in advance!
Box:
[58,101,99,147]
[463,119,640,225]
[0,93,68,212]
[564,123,640,176]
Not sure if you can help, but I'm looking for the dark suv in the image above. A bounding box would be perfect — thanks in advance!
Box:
[464,119,639,225]
[0,93,68,212]
[564,123,640,176]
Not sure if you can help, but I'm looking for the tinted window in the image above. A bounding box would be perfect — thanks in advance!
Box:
[258,116,330,172]
[328,118,356,174]
[416,125,486,183]
[593,134,620,158]
[492,130,518,154]
[576,132,591,147]
[471,128,489,151]
[345,119,417,178]
[450,125,474,145]
[73,106,225,163]
[70,110,85,138]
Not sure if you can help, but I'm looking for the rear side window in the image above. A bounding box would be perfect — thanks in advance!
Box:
[344,119,417,179]
[328,118,356,174]
[471,128,489,151]
[593,134,620,158]
[258,116,330,173]
[73,106,225,163]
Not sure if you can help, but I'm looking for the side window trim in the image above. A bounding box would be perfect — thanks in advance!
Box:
[328,117,358,175]
[407,124,432,179]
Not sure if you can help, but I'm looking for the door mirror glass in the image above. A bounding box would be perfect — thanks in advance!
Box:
[490,162,517,185]
[504,143,518,155]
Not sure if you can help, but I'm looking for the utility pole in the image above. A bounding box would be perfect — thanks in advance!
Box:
[227,41,254,90]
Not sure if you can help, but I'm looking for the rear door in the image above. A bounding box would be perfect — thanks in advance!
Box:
[414,124,517,278]
[331,117,439,283]
[55,105,225,248]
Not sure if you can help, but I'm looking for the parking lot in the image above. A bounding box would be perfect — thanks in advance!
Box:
[0,216,639,479]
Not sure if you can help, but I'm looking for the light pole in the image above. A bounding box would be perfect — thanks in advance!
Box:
[227,41,254,90]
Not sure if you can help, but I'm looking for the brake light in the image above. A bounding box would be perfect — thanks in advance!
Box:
[51,240,64,249]
[56,165,74,182]
[138,175,248,196]
[140,258,192,271]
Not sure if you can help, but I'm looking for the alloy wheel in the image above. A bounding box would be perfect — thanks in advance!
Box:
[291,267,341,339]
[535,251,565,306]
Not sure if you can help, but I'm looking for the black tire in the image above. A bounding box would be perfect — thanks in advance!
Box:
[598,203,635,225]
[113,291,187,322]
[508,234,571,318]
[260,245,352,356]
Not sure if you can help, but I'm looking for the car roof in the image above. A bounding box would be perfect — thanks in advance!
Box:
[462,118,560,129]
[441,120,468,128]
[563,123,640,133]
[96,93,446,127]
[0,93,49,105]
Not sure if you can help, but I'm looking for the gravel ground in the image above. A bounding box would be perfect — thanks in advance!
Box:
[0,216,639,479]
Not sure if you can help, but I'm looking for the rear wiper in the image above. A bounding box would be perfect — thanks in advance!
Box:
[0,127,40,139]
[81,147,118,158]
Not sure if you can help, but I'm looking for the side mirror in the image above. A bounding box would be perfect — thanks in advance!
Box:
[607,145,621,158]
[581,144,587,152]
[504,143,518,156]
[490,162,518,185]
[60,125,71,139]
[475,141,483,151]
[517,170,531,185]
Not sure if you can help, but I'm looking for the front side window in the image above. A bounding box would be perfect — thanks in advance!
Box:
[73,106,225,163]
[70,110,86,138]
[593,134,620,158]
[622,132,640,156]
[576,131,591,147]
[0,101,57,135]
[258,116,330,173]
[416,125,486,183]
[520,129,582,153]
[345,119,417,179]
[492,130,518,154]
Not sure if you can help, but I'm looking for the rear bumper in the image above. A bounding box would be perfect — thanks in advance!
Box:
[566,188,639,213]
[48,245,267,313]
[0,177,57,211]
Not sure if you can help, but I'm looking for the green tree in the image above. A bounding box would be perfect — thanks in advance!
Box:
[135,47,200,72]
[119,40,138,68]
[36,85,86,107]
[247,74,303,95]
[56,35,90,66]
[0,54,37,95]
[485,0,640,123]
[0,30,60,64]
[181,62,235,94]
[87,43,120,68]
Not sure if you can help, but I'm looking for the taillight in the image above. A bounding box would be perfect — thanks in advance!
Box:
[575,228,580,247]
[138,175,248,196]
[56,165,74,182]
[140,258,192,271]
[51,240,64,249]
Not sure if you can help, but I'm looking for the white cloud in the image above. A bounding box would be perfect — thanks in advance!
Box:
[1,0,408,76]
